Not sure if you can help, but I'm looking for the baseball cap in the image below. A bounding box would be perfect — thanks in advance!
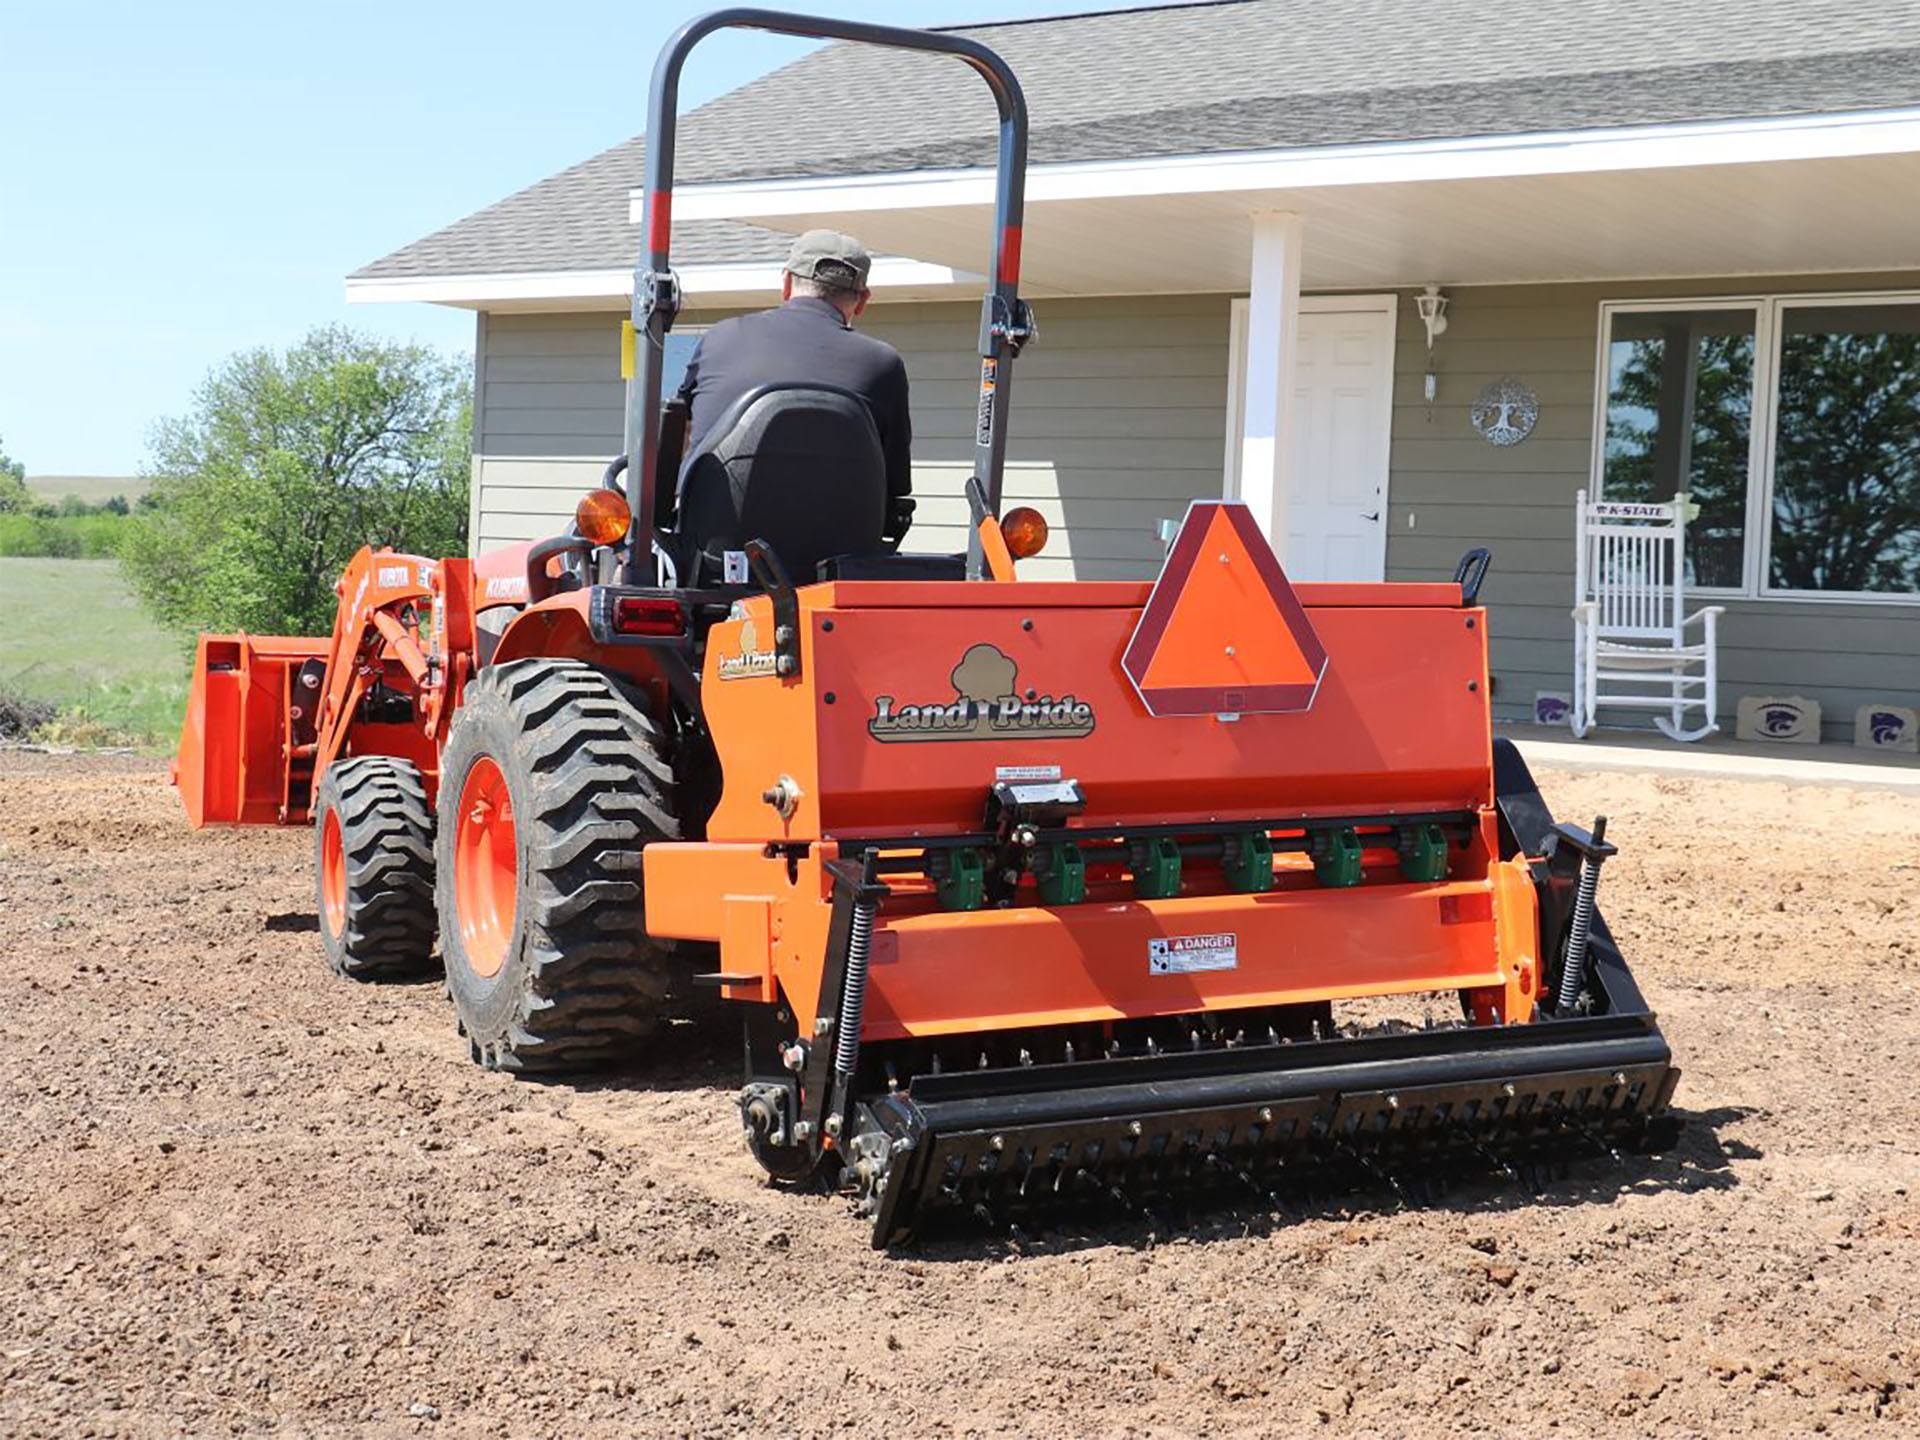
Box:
[784,229,872,291]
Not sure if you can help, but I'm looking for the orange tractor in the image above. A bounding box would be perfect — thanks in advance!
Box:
[174,9,1678,1244]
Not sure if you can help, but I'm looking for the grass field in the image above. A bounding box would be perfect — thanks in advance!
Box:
[0,557,188,745]
[25,474,148,506]
[0,512,127,558]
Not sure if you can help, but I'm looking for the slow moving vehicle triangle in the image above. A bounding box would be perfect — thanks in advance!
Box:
[1122,501,1329,716]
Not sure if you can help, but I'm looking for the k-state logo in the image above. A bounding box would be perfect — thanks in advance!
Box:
[1761,704,1805,737]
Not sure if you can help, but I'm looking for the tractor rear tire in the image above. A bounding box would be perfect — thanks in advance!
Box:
[314,757,439,981]
[436,658,678,1074]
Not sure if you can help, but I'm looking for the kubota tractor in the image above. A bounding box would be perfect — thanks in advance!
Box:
[174,8,1679,1245]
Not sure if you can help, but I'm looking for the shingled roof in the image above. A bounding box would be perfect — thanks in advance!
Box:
[354,0,1920,281]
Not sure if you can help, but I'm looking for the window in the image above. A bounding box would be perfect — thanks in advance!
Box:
[1601,307,1754,589]
[1769,303,1920,596]
[1596,294,1920,602]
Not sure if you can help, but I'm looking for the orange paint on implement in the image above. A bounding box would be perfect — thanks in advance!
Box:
[688,579,1490,844]
[652,499,1505,1037]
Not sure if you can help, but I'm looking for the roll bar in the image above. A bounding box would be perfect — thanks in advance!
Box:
[621,7,1033,583]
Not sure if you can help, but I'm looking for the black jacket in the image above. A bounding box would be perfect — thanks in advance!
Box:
[675,296,913,513]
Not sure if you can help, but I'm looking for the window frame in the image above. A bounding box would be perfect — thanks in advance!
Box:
[1592,290,1920,607]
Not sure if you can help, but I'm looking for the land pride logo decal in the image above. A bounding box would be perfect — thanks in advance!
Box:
[868,643,1095,743]
[717,618,779,680]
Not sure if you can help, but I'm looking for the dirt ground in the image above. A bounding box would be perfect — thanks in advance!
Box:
[1,750,1916,1438]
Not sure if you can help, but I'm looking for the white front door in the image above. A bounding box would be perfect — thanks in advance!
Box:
[1228,296,1397,582]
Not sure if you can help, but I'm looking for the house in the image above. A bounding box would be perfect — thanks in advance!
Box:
[348,0,1920,739]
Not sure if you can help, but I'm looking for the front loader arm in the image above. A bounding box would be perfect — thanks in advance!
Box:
[309,548,439,783]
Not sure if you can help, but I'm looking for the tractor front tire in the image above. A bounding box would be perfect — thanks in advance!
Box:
[436,658,678,1074]
[314,757,439,980]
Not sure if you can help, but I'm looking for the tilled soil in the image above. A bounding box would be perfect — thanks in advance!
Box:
[1,749,1917,1438]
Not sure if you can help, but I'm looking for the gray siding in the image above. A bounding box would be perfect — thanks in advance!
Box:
[472,296,1235,579]
[472,278,1917,742]
[1382,272,1920,739]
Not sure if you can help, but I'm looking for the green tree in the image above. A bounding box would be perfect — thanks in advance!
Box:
[124,327,471,635]
[0,433,39,513]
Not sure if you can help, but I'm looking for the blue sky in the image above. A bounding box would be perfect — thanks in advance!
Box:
[0,0,1091,477]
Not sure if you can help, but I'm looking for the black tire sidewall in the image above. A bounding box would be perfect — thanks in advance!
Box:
[436,682,538,1050]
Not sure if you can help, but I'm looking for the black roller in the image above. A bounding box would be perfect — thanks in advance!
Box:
[859,1012,1679,1247]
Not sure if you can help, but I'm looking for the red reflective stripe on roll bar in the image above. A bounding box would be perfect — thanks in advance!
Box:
[647,191,673,253]
[998,225,1022,285]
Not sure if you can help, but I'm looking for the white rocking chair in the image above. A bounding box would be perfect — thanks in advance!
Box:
[1571,489,1724,743]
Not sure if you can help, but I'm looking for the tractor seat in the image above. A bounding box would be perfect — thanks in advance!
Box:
[671,382,889,587]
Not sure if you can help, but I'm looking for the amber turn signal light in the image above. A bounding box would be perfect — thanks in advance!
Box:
[575,488,632,547]
[1001,506,1049,560]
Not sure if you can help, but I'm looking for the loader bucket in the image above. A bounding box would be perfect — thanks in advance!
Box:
[173,633,328,827]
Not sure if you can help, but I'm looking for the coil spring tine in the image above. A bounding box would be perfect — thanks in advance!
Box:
[1457,1124,1518,1181]
[1335,1139,1406,1205]
[832,896,876,1081]
[1560,1106,1623,1165]
[1557,817,1609,1013]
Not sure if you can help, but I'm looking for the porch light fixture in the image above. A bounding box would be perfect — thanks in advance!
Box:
[1416,284,1450,408]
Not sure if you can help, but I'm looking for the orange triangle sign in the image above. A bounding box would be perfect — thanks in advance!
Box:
[1122,502,1328,716]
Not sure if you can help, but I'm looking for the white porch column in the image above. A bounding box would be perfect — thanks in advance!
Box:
[1235,211,1304,545]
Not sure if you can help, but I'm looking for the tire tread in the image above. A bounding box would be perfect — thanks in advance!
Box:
[440,658,678,1073]
[317,756,438,981]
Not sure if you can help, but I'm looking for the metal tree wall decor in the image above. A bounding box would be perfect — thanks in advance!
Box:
[1471,377,1539,446]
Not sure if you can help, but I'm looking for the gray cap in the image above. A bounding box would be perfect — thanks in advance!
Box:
[784,229,871,291]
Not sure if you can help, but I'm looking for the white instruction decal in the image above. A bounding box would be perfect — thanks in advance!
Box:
[995,764,1062,783]
[1149,933,1238,975]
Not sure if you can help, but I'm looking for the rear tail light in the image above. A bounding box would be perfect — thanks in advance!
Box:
[611,596,685,637]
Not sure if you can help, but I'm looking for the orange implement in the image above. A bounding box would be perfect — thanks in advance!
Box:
[169,8,1678,1250]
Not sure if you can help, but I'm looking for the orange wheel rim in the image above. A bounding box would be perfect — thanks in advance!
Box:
[454,756,517,979]
[320,809,347,939]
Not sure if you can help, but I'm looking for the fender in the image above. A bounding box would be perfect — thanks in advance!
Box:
[472,541,533,611]
[490,589,685,706]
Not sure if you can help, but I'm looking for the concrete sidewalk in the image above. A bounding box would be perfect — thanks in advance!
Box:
[1504,722,1920,792]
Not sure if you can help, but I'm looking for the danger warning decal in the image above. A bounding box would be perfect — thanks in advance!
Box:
[1148,933,1238,975]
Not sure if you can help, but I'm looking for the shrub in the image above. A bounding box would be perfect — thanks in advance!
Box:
[123,326,470,636]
